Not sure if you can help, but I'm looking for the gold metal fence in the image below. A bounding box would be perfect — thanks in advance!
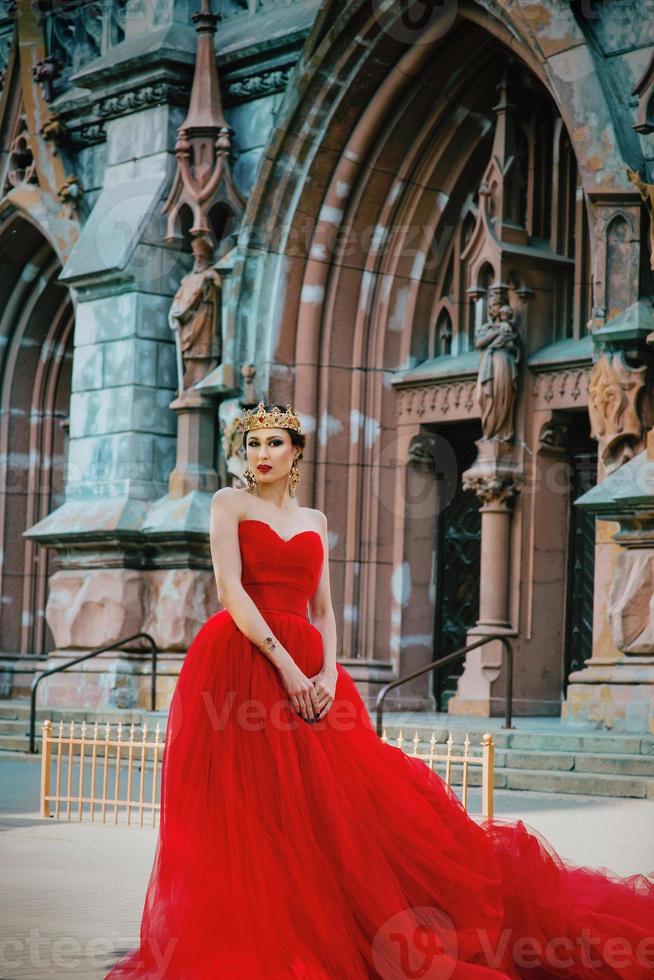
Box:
[40,719,165,826]
[39,720,494,825]
[381,729,495,819]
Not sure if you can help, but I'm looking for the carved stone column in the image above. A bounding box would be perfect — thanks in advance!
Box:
[447,440,521,716]
[567,428,654,732]
[561,222,654,728]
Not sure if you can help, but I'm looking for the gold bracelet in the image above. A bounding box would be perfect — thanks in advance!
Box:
[258,635,278,656]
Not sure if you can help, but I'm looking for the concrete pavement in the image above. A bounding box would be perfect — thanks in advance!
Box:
[1,752,653,979]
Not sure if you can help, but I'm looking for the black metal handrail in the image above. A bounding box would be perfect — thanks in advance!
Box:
[29,632,158,753]
[375,634,514,737]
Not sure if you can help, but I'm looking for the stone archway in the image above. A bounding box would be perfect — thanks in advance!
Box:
[0,211,73,691]
[227,0,645,699]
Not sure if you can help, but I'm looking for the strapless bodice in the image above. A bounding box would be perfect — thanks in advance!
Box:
[238,519,324,618]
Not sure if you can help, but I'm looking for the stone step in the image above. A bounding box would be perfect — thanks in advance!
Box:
[0,701,167,753]
[495,749,654,777]
[382,724,654,757]
[0,734,40,752]
[0,717,161,737]
[499,767,654,800]
[375,757,653,798]
[0,699,165,724]
[387,734,654,768]
[381,726,654,798]
[386,738,654,776]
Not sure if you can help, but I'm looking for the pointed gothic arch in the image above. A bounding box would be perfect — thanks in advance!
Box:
[0,209,73,688]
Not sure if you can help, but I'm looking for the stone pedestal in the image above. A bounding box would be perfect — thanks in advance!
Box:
[31,564,218,710]
[563,434,654,733]
[167,390,219,496]
[447,439,521,717]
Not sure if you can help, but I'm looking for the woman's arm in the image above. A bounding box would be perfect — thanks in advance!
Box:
[308,511,338,678]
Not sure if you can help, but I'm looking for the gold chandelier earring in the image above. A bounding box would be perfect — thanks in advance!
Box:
[243,465,258,494]
[288,456,301,498]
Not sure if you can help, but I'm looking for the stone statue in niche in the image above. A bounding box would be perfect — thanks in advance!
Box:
[168,235,222,392]
[474,290,520,442]
[627,166,654,271]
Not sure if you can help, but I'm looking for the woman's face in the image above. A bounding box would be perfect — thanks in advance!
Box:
[246,428,297,483]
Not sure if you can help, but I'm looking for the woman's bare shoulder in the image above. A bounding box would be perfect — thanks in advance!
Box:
[211,486,244,515]
[303,507,327,533]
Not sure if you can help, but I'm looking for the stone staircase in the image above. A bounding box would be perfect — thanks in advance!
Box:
[381,714,654,800]
[4,699,654,800]
[0,700,167,753]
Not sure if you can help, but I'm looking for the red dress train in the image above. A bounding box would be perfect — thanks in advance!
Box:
[106,519,654,979]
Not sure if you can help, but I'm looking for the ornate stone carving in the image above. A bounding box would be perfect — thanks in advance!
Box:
[587,351,649,474]
[6,114,37,188]
[531,369,588,404]
[168,236,221,392]
[397,380,476,420]
[225,66,293,104]
[40,111,66,143]
[162,0,247,396]
[407,434,437,470]
[57,175,83,219]
[462,473,518,506]
[66,122,106,148]
[538,419,570,450]
[462,439,522,505]
[473,287,520,442]
[31,54,62,102]
[162,0,241,247]
[627,166,654,271]
[95,83,189,119]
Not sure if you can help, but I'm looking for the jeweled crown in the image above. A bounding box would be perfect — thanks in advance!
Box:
[238,401,302,434]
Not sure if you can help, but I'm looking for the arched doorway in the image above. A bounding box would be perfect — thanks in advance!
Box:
[0,212,73,693]
[226,2,624,705]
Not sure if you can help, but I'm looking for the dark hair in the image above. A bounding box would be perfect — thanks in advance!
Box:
[242,403,306,460]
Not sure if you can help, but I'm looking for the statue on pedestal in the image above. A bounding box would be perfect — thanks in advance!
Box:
[627,166,654,271]
[168,235,221,393]
[474,291,520,442]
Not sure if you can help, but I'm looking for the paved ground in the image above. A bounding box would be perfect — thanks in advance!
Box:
[1,752,654,979]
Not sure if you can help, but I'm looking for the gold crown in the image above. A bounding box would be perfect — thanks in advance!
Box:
[238,401,302,434]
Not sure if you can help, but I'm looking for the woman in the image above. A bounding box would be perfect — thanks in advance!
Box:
[106,402,654,980]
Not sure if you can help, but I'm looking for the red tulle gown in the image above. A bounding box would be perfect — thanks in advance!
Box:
[106,518,654,980]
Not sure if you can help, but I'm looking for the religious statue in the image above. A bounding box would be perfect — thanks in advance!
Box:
[168,235,222,392]
[627,166,654,271]
[474,291,520,442]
